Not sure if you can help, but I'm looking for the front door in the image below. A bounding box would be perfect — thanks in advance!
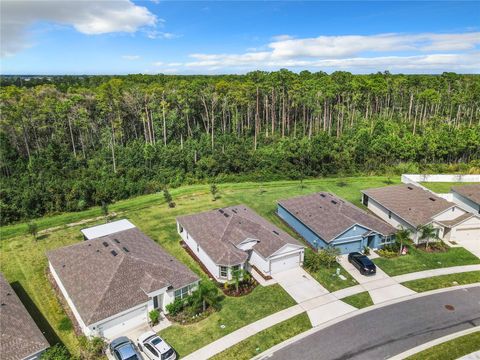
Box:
[367,235,375,248]
[153,294,163,310]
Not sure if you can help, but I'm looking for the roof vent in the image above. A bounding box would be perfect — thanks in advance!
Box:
[429,197,436,202]
[219,209,224,214]
[110,250,118,257]
[320,194,326,198]
[6,293,11,296]
[0,303,5,307]
[96,249,100,253]
[122,247,129,253]
[232,209,237,214]
[407,186,413,190]
[273,230,280,235]
[114,239,120,244]
[223,213,229,218]
[331,200,338,205]
[102,241,109,247]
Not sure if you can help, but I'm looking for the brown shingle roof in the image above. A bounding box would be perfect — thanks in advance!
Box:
[436,213,473,228]
[177,205,303,266]
[362,184,454,228]
[278,192,395,242]
[47,227,198,326]
[0,274,49,360]
[452,184,480,205]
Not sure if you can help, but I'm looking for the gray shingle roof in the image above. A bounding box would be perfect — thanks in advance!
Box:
[362,184,454,228]
[47,227,199,326]
[436,212,473,228]
[177,205,303,266]
[278,192,395,242]
[0,273,49,360]
[452,184,480,205]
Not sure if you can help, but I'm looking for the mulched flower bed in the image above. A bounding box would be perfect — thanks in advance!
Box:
[416,242,449,253]
[221,279,258,297]
[166,306,216,325]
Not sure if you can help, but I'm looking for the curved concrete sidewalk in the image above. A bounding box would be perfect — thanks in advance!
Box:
[182,266,480,360]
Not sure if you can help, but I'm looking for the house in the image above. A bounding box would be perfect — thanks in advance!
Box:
[362,184,480,243]
[451,184,480,214]
[0,273,49,360]
[47,220,199,339]
[176,205,305,281]
[277,192,396,254]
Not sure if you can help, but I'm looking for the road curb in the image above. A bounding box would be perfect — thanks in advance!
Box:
[388,326,480,359]
[252,283,480,360]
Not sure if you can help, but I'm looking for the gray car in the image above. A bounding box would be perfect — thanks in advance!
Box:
[110,336,142,360]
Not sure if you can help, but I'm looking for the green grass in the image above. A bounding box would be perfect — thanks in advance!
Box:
[420,182,478,194]
[210,313,312,360]
[307,263,358,292]
[341,291,374,309]
[0,176,399,355]
[402,271,480,292]
[406,331,480,360]
[373,245,480,276]
[159,285,296,357]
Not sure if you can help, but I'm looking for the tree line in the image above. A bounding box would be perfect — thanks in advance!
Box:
[1,71,479,224]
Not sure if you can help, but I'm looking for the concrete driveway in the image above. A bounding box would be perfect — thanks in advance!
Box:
[338,254,416,304]
[456,238,480,259]
[272,267,328,303]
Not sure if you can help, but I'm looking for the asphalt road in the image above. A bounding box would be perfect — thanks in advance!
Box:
[266,286,480,360]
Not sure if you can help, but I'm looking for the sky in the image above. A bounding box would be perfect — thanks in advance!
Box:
[1,1,479,75]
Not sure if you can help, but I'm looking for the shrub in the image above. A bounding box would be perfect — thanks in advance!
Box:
[166,299,185,315]
[318,247,340,268]
[363,246,370,255]
[210,183,218,201]
[78,336,105,359]
[149,309,160,325]
[40,344,70,360]
[304,250,322,272]
[163,188,176,208]
[27,222,38,240]
[377,248,397,258]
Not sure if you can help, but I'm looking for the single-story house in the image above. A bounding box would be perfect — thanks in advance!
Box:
[362,184,480,243]
[0,273,49,360]
[277,192,396,254]
[451,184,480,215]
[176,205,305,282]
[47,220,199,339]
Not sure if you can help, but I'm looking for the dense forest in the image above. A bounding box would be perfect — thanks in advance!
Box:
[1,71,480,225]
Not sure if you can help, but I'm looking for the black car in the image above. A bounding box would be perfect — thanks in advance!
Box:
[348,252,376,275]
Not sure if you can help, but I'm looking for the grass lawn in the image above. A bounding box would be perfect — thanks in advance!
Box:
[420,182,478,194]
[210,313,311,360]
[0,176,398,355]
[406,331,480,360]
[158,285,295,357]
[307,263,358,292]
[373,245,480,276]
[402,271,480,292]
[341,291,374,309]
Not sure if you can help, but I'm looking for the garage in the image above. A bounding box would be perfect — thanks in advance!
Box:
[270,252,302,274]
[96,305,148,339]
[453,227,480,241]
[333,240,363,254]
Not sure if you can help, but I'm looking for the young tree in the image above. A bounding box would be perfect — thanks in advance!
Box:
[418,224,439,249]
[231,267,246,293]
[190,280,221,313]
[101,201,109,222]
[210,183,218,201]
[163,188,175,208]
[27,222,38,241]
[395,227,411,255]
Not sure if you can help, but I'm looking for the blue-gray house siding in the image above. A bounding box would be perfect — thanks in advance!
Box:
[277,204,389,254]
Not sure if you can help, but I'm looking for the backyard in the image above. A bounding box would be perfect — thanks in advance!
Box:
[420,182,478,194]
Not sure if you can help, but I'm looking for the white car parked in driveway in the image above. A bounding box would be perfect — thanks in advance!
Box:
[137,331,176,360]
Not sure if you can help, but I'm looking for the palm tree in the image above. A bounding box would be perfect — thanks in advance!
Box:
[191,280,221,313]
[418,224,440,249]
[395,227,411,255]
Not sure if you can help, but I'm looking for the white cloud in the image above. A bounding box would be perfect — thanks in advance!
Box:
[1,0,157,57]
[152,61,164,66]
[181,32,480,73]
[147,30,181,39]
[122,55,140,60]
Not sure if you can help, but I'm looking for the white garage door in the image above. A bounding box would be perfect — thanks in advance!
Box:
[97,305,148,339]
[454,227,480,241]
[270,252,301,274]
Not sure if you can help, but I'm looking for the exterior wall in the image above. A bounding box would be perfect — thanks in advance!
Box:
[277,205,330,249]
[178,222,223,281]
[249,250,270,275]
[49,262,90,335]
[452,192,480,214]
[402,174,480,185]
[433,206,466,222]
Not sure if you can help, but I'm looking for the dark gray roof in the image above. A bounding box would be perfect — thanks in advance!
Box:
[452,184,480,205]
[0,274,49,360]
[362,184,454,227]
[47,227,199,326]
[279,192,395,242]
[177,205,303,266]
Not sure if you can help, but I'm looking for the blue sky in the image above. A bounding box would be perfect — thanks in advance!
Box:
[1,1,479,75]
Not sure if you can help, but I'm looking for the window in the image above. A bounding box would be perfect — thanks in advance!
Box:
[220,266,228,278]
[388,211,392,219]
[145,344,158,357]
[174,285,192,300]
[363,194,369,206]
